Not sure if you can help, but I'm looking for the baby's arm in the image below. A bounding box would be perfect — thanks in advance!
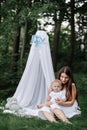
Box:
[37,95,51,108]
[45,95,51,106]
[46,95,51,101]
[48,82,53,94]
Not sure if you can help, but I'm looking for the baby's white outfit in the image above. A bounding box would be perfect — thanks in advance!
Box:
[49,90,66,109]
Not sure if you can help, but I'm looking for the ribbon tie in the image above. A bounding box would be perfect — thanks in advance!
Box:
[31,35,45,47]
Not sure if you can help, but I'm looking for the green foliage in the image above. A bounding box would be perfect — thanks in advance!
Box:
[0,0,87,90]
[59,26,71,51]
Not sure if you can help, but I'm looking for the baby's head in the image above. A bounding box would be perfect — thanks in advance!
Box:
[51,79,62,92]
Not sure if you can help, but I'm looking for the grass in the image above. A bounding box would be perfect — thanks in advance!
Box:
[0,73,87,130]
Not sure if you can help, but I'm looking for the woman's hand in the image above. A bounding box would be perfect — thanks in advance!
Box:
[55,98,65,105]
[55,84,77,106]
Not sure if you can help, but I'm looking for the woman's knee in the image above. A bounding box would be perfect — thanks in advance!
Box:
[52,108,64,115]
[52,108,58,113]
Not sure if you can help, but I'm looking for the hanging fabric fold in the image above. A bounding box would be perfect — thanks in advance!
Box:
[4,30,55,118]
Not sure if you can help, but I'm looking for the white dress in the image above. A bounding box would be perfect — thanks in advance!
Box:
[49,90,66,108]
[38,89,81,119]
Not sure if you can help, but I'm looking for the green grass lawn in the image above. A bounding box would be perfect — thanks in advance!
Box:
[0,73,87,130]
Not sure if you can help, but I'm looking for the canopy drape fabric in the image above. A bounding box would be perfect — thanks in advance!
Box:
[4,30,55,117]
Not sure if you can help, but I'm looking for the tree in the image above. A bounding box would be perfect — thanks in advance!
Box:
[68,0,75,69]
[20,0,32,60]
[52,3,66,71]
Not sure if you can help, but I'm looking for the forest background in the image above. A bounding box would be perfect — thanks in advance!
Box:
[0,0,87,96]
[0,0,87,129]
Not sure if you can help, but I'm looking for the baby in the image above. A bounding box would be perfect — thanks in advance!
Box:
[37,79,72,124]
[37,79,66,108]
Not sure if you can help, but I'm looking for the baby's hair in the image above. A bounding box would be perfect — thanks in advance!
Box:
[48,79,62,94]
[51,79,62,89]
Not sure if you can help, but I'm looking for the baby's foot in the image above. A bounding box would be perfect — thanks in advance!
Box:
[37,104,43,109]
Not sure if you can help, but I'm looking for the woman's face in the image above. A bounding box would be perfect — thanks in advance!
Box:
[60,73,69,85]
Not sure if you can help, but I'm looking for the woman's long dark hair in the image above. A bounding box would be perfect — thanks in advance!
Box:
[57,66,78,101]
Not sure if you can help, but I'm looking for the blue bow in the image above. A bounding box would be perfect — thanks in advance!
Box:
[32,35,45,47]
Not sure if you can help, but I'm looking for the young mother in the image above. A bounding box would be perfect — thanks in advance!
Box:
[39,66,81,123]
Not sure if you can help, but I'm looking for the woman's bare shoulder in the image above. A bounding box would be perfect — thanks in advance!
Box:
[72,83,76,87]
[72,83,76,91]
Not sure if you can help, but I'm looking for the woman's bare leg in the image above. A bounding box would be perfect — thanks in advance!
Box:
[52,109,72,124]
[43,111,57,123]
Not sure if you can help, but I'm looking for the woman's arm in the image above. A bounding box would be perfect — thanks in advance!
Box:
[56,84,77,106]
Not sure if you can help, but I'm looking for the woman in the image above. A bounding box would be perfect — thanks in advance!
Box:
[39,66,81,123]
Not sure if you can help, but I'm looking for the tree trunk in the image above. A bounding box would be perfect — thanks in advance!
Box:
[68,0,75,69]
[52,22,61,72]
[20,20,28,60]
[12,26,21,71]
[0,2,1,24]
[52,6,65,72]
